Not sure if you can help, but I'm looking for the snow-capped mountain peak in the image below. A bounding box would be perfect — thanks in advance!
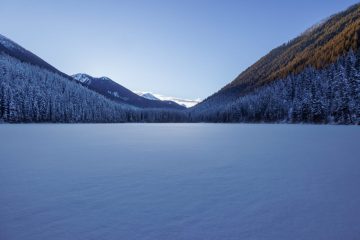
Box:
[136,91,201,108]
[137,92,160,101]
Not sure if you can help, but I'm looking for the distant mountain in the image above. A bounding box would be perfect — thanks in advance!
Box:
[72,74,185,110]
[136,92,160,101]
[191,3,360,124]
[136,92,201,108]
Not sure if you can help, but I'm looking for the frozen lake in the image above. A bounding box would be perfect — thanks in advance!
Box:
[0,124,359,240]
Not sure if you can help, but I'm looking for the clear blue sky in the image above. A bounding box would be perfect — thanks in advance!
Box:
[1,0,359,99]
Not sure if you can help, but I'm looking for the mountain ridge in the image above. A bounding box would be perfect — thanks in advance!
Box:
[72,73,185,110]
[194,3,360,112]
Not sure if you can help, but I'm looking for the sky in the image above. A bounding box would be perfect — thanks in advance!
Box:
[1,0,359,99]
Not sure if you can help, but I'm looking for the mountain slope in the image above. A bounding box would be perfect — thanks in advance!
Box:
[0,53,132,123]
[198,3,360,107]
[72,74,185,110]
[0,34,71,79]
[191,3,360,124]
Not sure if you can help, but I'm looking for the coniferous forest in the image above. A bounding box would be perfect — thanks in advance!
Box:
[1,49,360,124]
[191,50,360,124]
[0,53,187,123]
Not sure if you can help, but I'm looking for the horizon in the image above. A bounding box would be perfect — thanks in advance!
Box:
[1,0,359,100]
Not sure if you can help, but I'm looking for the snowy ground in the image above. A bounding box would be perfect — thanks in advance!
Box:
[0,124,359,240]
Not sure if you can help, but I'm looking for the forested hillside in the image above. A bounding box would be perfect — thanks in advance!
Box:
[0,53,186,123]
[191,50,360,124]
[192,3,360,124]
[228,3,360,92]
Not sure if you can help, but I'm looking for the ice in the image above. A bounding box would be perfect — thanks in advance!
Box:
[0,124,359,240]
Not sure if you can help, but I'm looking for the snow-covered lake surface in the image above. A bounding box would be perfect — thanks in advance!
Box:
[0,124,359,240]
